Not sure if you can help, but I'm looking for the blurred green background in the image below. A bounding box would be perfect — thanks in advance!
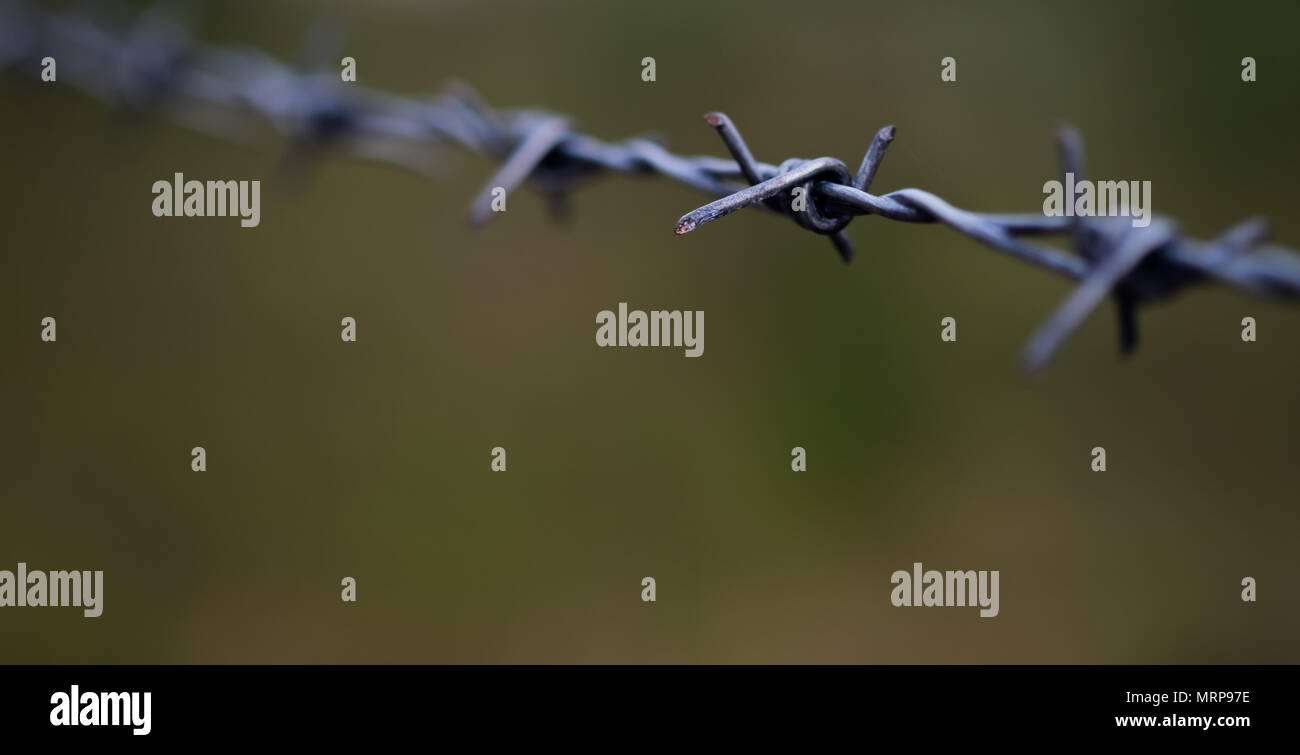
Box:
[1,0,1297,663]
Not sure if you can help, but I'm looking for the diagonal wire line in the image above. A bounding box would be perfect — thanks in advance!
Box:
[2,1,1297,371]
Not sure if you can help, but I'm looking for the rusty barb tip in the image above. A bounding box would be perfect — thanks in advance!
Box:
[675,218,696,235]
[703,112,726,127]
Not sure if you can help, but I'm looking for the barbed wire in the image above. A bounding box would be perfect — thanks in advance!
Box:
[3,1,1298,371]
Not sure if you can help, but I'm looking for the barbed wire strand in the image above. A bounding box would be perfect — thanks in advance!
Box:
[3,1,1298,372]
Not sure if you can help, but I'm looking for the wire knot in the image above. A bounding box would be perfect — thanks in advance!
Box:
[674,114,897,262]
[778,157,855,236]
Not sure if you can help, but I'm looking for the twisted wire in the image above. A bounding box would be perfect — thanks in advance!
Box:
[2,1,1297,371]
